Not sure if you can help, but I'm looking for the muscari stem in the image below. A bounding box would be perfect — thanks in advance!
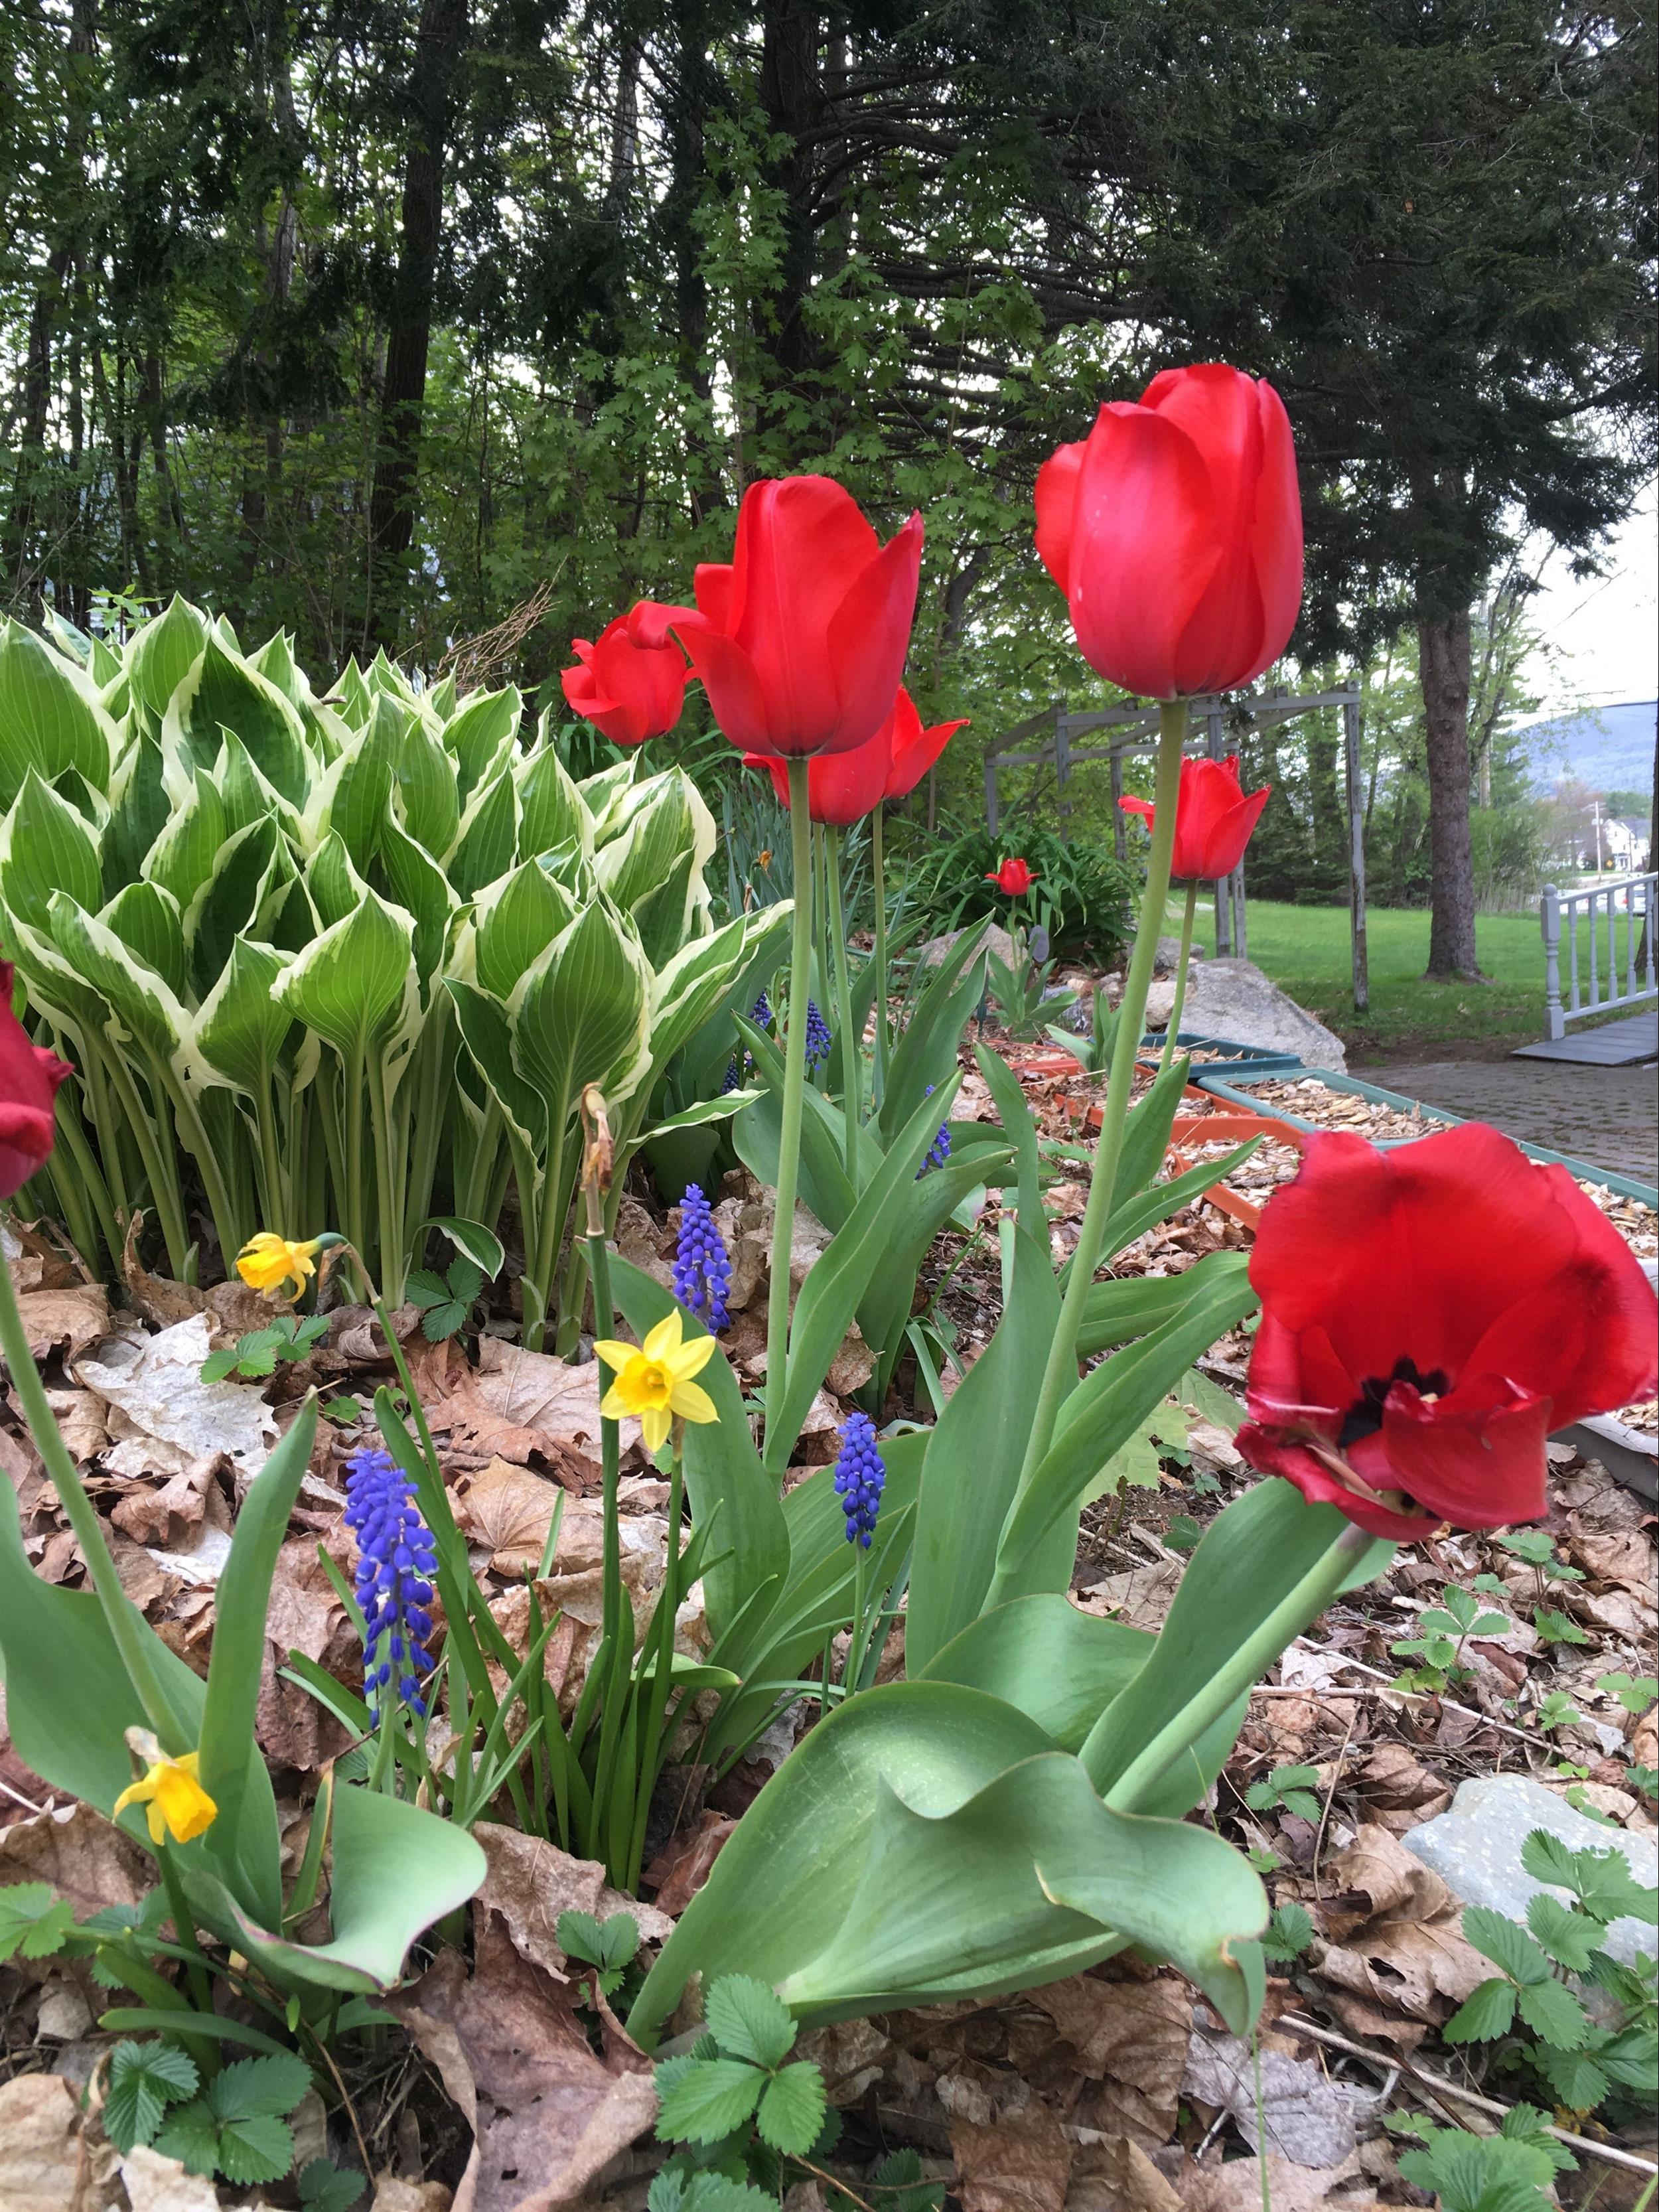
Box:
[764,760,814,1457]
[1092,1522,1374,1810]
[871,802,889,1109]
[1159,880,1199,1073]
[0,1243,179,1741]
[1015,697,1189,1491]
[826,828,861,1171]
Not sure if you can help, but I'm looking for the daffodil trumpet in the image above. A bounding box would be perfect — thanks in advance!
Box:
[113,1728,218,1846]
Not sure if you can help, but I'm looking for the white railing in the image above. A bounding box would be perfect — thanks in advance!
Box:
[1540,873,1657,1040]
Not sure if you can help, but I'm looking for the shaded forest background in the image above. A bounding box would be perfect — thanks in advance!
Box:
[2,0,1654,952]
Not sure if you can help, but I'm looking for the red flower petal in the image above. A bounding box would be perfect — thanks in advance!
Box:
[1034,439,1086,594]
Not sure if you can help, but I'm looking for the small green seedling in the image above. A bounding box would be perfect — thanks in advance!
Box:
[1533,1690,1583,1732]
[1390,1585,1510,1692]
[1246,1764,1323,1823]
[1260,1901,1315,1962]
[200,1313,328,1383]
[1597,1672,1658,1717]
[1392,2104,1573,2212]
[558,1908,642,2000]
[407,1256,486,1343]
[1165,1514,1204,1554]
[299,2158,366,2210]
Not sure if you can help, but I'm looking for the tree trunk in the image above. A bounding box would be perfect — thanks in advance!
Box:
[757,0,822,446]
[1418,609,1485,980]
[365,0,469,655]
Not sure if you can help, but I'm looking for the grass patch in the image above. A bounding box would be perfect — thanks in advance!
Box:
[1173,900,1565,1059]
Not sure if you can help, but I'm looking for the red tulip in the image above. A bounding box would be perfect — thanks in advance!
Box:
[986,857,1035,895]
[629,476,923,758]
[746,687,968,825]
[1119,755,1271,881]
[0,964,71,1201]
[560,615,688,747]
[1235,1123,1658,1540]
[881,688,968,802]
[1035,363,1303,700]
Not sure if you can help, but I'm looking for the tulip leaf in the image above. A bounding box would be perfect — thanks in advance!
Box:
[919,1593,1246,1816]
[857,1145,1010,1400]
[987,1252,1259,1609]
[972,1042,1043,1233]
[906,1224,1062,1675]
[1077,1273,1205,1357]
[764,1072,962,1473]
[878,921,989,1145]
[1078,1478,1394,1801]
[628,1682,1266,2043]
[224,1783,485,1994]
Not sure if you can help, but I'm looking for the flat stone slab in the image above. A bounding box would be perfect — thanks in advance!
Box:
[1402,1773,1658,1966]
[1180,958,1347,1070]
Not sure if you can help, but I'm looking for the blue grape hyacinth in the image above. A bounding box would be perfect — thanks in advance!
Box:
[804,998,833,1072]
[344,1445,437,1718]
[833,1412,886,1548]
[749,990,773,1029]
[673,1182,732,1332]
[916,1082,952,1177]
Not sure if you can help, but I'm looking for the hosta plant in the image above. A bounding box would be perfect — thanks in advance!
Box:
[0,600,781,1341]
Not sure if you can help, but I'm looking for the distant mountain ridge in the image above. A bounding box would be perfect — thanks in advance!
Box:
[1509,699,1656,794]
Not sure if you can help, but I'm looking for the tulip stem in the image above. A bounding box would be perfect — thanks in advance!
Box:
[1015,697,1187,1493]
[1092,1520,1375,1810]
[766,760,814,1461]
[871,802,889,1110]
[826,829,861,1168]
[0,1243,181,1747]
[1159,881,1199,1072]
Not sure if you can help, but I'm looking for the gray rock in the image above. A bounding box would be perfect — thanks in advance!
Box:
[1179,956,1347,1069]
[1135,933,1207,975]
[915,922,1018,970]
[1402,1773,1658,1966]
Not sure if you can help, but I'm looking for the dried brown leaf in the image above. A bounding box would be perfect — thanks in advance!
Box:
[0,2073,92,2211]
[1028,1974,1190,2148]
[1066,2136,1182,2212]
[13,1287,109,1363]
[952,2101,1074,2212]
[474,1823,673,1980]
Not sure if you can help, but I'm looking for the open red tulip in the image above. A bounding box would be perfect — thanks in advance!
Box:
[1120,754,1271,880]
[0,964,71,1200]
[561,615,688,747]
[747,686,968,825]
[1236,1123,1658,1540]
[986,857,1035,895]
[629,476,923,759]
[1035,363,1303,700]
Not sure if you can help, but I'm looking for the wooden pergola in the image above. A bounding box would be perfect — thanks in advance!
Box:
[981,684,1370,1009]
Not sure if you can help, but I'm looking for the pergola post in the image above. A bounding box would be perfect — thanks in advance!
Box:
[1110,744,1127,861]
[1342,690,1368,1013]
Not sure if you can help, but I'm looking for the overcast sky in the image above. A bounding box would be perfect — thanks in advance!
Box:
[1522,481,1658,713]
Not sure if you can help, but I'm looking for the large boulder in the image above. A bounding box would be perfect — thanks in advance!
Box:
[1180,957,1346,1070]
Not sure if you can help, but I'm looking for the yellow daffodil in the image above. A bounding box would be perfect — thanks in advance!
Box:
[593,1311,719,1453]
[113,1733,217,1846]
[236,1230,322,1302]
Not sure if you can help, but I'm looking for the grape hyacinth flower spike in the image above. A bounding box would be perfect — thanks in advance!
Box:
[673,1183,733,1332]
[916,1082,951,1178]
[750,990,773,1029]
[804,998,833,1072]
[344,1445,437,1717]
[833,1412,886,1548]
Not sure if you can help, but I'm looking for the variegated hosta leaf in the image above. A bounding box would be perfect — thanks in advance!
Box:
[102,881,189,1001]
[646,904,794,1088]
[196,938,298,1095]
[306,829,371,931]
[102,733,171,895]
[443,685,520,803]
[514,736,591,863]
[508,897,653,1126]
[307,693,402,870]
[142,765,226,912]
[215,729,305,847]
[447,978,548,1153]
[447,765,520,898]
[471,858,579,999]
[593,770,715,966]
[575,758,638,836]
[377,816,457,986]
[121,593,206,718]
[188,816,291,994]
[276,887,419,1063]
[46,893,199,1075]
[0,768,104,933]
[389,709,461,861]
[165,631,313,806]
[0,617,120,811]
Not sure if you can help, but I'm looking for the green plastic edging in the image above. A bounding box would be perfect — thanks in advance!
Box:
[1192,1065,1659,1209]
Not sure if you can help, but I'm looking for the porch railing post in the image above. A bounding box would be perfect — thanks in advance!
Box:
[1541,885,1564,1040]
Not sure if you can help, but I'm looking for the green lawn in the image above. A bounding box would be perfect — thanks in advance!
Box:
[1171,899,1564,1060]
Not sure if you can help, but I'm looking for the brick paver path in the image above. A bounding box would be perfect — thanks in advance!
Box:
[1376,1060,1657,1186]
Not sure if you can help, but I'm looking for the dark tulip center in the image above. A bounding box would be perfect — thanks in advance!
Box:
[1337,1356,1450,1449]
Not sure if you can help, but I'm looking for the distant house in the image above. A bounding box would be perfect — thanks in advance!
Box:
[1605,816,1651,871]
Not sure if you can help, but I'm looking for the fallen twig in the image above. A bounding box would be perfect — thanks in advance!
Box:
[1277,2012,1658,2175]
[1274,1641,1560,1754]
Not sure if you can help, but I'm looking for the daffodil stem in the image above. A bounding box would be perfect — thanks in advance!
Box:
[871,802,889,1110]
[158,1847,215,2020]
[0,1246,180,1744]
[826,828,861,1167]
[587,1226,623,1724]
[1016,697,1187,1493]
[1159,881,1199,1073]
[765,760,814,1460]
[627,1436,684,1889]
